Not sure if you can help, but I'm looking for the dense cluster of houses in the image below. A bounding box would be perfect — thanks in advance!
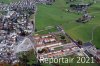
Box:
[0,0,55,11]
[69,3,93,13]
[1,0,100,65]
[0,0,36,12]
[0,0,55,65]
[34,34,62,51]
[0,10,34,65]
[0,11,34,36]
[0,3,8,11]
[0,1,35,65]
[9,0,36,12]
[76,13,94,23]
[66,2,94,23]
[33,31,100,64]
[33,32,83,61]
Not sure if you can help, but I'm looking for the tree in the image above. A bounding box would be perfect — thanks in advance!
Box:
[77,40,83,45]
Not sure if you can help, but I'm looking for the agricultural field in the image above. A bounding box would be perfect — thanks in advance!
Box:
[35,0,100,48]
[0,0,19,3]
[0,0,12,3]
[0,0,100,66]
[1,0,100,48]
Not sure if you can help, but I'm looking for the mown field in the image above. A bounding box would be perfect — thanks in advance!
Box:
[35,0,100,48]
[0,0,11,3]
[0,0,100,66]
[0,0,19,3]
[35,0,100,65]
[1,0,99,48]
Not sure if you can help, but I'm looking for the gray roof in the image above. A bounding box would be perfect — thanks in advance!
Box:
[82,42,94,47]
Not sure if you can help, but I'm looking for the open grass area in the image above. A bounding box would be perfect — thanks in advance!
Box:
[0,0,12,3]
[0,0,19,3]
[1,0,100,49]
[35,1,100,65]
[0,0,100,66]
[93,26,100,48]
[35,0,100,48]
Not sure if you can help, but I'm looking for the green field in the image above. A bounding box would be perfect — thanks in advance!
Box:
[1,0,100,48]
[35,0,100,48]
[0,0,100,66]
[35,1,100,65]
[0,0,19,3]
[0,0,12,3]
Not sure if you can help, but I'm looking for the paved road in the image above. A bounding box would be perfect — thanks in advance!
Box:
[56,25,81,48]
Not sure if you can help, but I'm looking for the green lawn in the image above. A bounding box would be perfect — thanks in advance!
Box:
[93,26,100,48]
[35,1,100,65]
[0,0,11,3]
[35,0,100,48]
[0,0,100,66]
[0,0,19,3]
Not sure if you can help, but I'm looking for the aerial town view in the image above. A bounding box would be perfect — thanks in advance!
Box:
[0,0,100,66]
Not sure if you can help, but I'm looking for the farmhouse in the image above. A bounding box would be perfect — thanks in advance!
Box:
[69,3,93,13]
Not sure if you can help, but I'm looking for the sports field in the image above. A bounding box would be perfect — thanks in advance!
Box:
[35,0,100,48]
